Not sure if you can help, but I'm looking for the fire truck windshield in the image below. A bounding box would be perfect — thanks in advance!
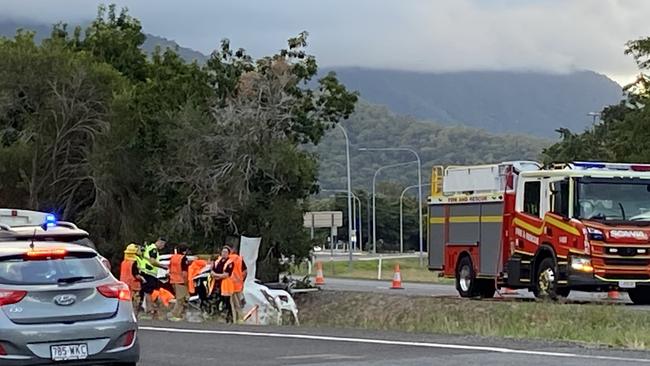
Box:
[576,178,650,222]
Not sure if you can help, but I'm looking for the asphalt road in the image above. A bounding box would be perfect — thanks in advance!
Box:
[316,277,650,308]
[137,322,650,366]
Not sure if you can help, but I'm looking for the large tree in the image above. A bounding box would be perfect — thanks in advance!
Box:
[0,5,357,276]
[543,36,650,163]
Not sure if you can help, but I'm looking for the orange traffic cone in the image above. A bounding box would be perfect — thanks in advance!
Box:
[390,263,403,289]
[608,290,620,300]
[315,261,325,285]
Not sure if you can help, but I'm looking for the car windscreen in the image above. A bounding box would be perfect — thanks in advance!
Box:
[0,253,109,285]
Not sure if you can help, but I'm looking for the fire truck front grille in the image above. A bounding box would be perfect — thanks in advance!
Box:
[599,273,650,280]
[603,258,650,266]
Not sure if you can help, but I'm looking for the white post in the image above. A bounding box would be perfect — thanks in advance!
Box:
[372,172,377,254]
[415,150,423,267]
[337,124,354,271]
[400,189,405,254]
[377,255,383,280]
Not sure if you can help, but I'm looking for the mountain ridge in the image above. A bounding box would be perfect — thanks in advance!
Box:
[0,18,623,138]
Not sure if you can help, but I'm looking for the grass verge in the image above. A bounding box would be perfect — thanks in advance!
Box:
[295,290,650,349]
[293,257,453,284]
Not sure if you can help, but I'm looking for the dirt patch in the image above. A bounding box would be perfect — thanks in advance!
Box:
[294,290,650,349]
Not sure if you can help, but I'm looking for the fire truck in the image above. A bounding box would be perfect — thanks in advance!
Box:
[427,161,650,304]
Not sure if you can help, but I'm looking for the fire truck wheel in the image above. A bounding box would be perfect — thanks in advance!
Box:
[534,257,559,300]
[628,288,650,305]
[456,256,477,298]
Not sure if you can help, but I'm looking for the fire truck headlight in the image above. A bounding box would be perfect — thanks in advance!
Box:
[570,256,594,273]
[586,227,605,241]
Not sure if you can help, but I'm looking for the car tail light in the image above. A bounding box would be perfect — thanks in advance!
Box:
[24,248,67,260]
[0,289,27,306]
[0,343,6,356]
[97,282,131,301]
[123,330,136,347]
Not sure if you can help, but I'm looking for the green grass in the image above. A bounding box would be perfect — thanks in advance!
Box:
[295,291,650,349]
[292,257,453,284]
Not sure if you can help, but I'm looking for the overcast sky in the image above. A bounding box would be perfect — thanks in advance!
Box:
[2,0,649,85]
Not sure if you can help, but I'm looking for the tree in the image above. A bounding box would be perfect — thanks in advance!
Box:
[544,36,650,164]
[0,5,358,276]
[159,34,358,276]
[0,31,127,219]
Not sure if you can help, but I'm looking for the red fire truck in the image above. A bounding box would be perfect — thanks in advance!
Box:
[427,161,650,304]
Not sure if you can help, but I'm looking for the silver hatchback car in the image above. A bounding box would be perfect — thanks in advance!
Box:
[0,239,139,365]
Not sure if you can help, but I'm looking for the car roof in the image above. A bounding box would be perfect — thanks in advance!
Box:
[0,241,97,257]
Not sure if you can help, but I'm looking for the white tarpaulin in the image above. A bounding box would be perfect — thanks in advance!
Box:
[239,236,261,283]
[239,236,299,325]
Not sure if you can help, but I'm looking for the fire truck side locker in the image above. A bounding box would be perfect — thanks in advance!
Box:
[428,199,504,278]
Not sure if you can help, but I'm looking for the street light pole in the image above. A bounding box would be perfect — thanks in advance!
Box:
[400,183,431,253]
[359,147,425,266]
[368,161,417,254]
[321,189,362,252]
[336,124,354,270]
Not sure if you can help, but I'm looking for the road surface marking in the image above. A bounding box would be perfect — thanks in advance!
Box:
[278,354,364,360]
[140,326,650,363]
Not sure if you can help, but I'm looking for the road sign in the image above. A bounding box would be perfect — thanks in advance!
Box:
[303,211,343,228]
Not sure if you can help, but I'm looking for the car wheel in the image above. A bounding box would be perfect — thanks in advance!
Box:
[628,288,650,305]
[456,256,477,298]
[534,257,559,300]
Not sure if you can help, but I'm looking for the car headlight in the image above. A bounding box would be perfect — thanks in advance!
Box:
[571,256,594,273]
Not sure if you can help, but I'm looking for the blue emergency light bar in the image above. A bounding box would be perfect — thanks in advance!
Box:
[572,161,650,171]
[45,214,57,227]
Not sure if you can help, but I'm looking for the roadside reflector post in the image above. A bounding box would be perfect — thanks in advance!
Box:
[377,255,383,280]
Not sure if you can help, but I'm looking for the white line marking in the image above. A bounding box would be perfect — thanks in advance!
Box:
[278,354,364,360]
[140,326,650,363]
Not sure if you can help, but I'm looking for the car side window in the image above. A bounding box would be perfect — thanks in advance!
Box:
[523,181,541,217]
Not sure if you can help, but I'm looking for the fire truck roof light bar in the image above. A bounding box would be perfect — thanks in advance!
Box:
[572,161,650,172]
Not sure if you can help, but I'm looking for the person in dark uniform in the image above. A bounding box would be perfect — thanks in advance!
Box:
[211,246,235,323]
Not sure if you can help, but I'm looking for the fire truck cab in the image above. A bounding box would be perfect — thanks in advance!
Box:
[428,161,650,304]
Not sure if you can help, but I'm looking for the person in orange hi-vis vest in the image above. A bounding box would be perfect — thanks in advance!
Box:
[187,259,207,296]
[168,244,191,321]
[119,243,145,315]
[211,246,236,323]
[151,287,174,307]
[228,247,248,324]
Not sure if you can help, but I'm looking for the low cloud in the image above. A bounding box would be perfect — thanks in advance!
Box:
[2,0,647,84]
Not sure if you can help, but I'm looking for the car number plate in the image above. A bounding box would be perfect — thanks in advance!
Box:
[619,281,636,289]
[50,344,88,361]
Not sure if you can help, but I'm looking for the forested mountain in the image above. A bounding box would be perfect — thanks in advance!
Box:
[1,18,623,139]
[309,102,550,190]
[326,67,622,138]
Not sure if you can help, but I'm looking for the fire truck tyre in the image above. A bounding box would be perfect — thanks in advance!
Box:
[534,257,559,300]
[456,256,477,298]
[628,288,650,305]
